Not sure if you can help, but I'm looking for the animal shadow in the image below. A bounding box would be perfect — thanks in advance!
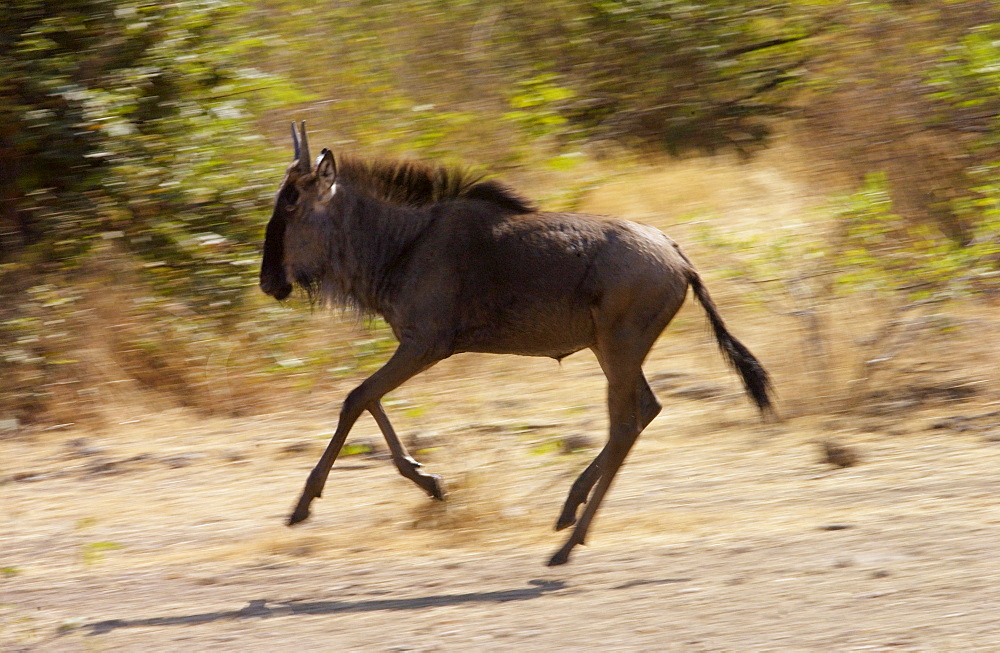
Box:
[82,579,565,636]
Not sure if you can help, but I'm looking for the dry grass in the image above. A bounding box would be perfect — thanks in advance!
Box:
[562,142,999,419]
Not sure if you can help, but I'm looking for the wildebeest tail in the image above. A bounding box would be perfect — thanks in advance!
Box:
[688,269,774,415]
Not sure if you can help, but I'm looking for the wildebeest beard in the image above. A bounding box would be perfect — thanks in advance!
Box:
[291,265,323,306]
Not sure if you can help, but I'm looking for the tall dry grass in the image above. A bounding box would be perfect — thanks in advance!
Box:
[569,140,999,419]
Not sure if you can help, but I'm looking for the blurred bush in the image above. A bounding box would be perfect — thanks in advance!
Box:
[698,170,999,413]
[1,0,999,424]
[0,0,304,288]
[0,0,307,422]
[257,0,816,157]
[800,2,1000,244]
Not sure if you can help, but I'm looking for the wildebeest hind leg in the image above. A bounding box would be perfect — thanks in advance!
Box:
[549,344,644,566]
[555,375,660,531]
[370,401,444,500]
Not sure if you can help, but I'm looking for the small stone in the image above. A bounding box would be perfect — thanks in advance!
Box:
[221,449,248,462]
[66,439,106,458]
[277,441,316,457]
[11,471,48,482]
[673,383,725,401]
[817,439,860,468]
[161,453,205,468]
[406,431,441,454]
[561,433,596,454]
[85,459,119,475]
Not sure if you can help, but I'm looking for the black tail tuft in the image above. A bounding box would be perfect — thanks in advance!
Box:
[688,270,774,416]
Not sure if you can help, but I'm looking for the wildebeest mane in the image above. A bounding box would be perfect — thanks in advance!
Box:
[335,155,536,215]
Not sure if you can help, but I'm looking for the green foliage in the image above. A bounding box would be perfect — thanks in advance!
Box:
[0,1,310,421]
[835,174,999,300]
[504,74,575,141]
[0,566,22,579]
[529,440,561,456]
[341,442,375,457]
[401,106,480,157]
[699,171,999,410]
[927,24,1000,143]
[798,2,1000,242]
[925,24,1000,283]
[702,173,999,309]
[479,0,820,154]
[253,0,819,157]
[0,1,303,297]
[80,541,122,567]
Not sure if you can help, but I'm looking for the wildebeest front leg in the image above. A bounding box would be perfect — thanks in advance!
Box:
[369,401,444,500]
[288,341,443,526]
[555,376,660,531]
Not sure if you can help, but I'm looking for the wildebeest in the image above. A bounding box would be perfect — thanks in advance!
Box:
[260,122,772,566]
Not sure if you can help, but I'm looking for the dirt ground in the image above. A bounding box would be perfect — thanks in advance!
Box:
[3,338,1000,652]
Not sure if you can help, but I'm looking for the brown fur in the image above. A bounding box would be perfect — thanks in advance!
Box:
[260,123,772,566]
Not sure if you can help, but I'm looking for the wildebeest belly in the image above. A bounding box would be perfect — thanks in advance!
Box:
[450,237,600,357]
[453,295,597,358]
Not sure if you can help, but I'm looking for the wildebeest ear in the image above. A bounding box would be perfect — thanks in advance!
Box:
[316,148,337,189]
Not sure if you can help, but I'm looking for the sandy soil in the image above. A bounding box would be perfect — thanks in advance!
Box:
[3,340,1000,652]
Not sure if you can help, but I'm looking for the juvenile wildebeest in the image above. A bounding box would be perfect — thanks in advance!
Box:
[260,122,772,566]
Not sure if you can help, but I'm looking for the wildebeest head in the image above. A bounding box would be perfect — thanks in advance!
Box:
[260,121,338,300]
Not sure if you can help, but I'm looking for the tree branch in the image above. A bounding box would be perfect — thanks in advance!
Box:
[723,33,817,59]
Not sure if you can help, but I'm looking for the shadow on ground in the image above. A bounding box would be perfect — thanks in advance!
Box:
[81,579,566,636]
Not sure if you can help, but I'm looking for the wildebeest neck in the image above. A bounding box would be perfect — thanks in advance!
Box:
[305,188,438,317]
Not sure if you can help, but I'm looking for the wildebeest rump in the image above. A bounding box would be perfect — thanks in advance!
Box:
[260,122,773,566]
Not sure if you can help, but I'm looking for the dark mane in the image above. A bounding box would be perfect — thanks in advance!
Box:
[335,155,537,215]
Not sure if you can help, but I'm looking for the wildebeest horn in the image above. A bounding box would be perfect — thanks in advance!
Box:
[291,122,300,161]
[298,121,311,173]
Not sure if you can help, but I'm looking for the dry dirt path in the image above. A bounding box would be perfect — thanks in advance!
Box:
[3,351,1000,650]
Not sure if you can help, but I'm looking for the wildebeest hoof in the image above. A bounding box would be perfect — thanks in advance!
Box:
[427,474,445,501]
[554,513,577,531]
[547,548,572,566]
[287,504,311,526]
